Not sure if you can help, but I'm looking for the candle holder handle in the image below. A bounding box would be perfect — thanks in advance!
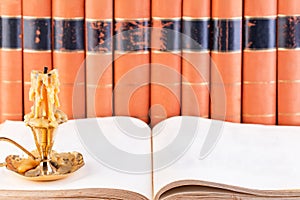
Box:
[0,137,38,167]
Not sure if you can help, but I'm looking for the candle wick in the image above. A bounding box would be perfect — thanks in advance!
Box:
[43,66,48,74]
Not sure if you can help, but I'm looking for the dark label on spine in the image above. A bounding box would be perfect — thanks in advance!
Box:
[182,19,210,51]
[115,20,150,52]
[212,19,241,52]
[23,18,51,50]
[53,19,84,51]
[244,18,276,50]
[86,20,112,52]
[154,19,181,51]
[0,17,22,49]
[278,16,300,49]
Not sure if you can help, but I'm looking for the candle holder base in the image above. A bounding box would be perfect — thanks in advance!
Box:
[40,160,55,176]
[4,150,84,181]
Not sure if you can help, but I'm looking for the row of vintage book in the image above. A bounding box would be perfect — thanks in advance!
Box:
[0,0,299,127]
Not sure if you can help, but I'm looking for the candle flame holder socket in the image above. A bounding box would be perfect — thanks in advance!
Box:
[0,67,84,181]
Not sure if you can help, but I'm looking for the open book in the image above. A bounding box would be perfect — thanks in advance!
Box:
[1,116,300,199]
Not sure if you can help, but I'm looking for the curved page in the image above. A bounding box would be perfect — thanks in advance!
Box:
[152,116,300,199]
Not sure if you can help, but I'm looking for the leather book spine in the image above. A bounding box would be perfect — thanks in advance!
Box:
[211,0,242,122]
[86,0,113,117]
[0,0,23,122]
[114,0,150,123]
[243,0,277,124]
[278,0,300,125]
[182,0,210,117]
[151,0,182,127]
[23,0,52,114]
[52,0,85,119]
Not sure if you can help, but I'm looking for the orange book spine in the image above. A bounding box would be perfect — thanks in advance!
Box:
[151,0,182,126]
[114,0,150,123]
[182,0,210,117]
[211,0,242,122]
[23,0,52,115]
[86,0,113,117]
[243,0,277,124]
[52,0,85,119]
[278,0,300,125]
[0,0,23,122]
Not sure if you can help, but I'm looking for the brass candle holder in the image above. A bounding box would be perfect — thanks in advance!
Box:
[0,67,84,181]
